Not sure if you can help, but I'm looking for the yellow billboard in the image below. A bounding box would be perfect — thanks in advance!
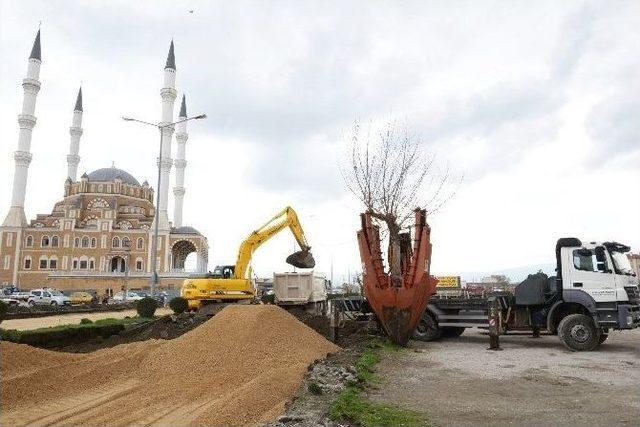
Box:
[436,276,461,288]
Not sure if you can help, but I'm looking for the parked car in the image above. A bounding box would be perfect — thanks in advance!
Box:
[111,291,144,302]
[10,291,32,301]
[69,291,94,305]
[27,289,71,306]
[0,296,20,307]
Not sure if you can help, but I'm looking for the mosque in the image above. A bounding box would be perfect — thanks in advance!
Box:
[0,30,208,297]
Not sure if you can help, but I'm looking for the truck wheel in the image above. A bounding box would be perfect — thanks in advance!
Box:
[28,300,35,307]
[558,314,600,351]
[598,333,608,345]
[50,301,58,306]
[441,327,465,338]
[412,313,441,342]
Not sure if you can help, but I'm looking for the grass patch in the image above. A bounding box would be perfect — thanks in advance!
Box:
[330,338,427,427]
[330,386,424,426]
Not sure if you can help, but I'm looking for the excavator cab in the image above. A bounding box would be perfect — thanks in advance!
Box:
[211,265,236,279]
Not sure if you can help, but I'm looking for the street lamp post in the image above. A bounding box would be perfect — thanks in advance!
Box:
[122,114,206,296]
[123,238,131,302]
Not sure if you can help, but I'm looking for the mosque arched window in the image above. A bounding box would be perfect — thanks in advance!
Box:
[51,236,59,247]
[112,237,120,248]
[81,236,90,248]
[41,236,50,247]
[91,238,97,248]
[25,235,33,247]
[74,237,80,247]
[122,237,131,248]
[137,237,144,250]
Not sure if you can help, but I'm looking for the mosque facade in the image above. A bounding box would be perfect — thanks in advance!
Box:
[0,30,208,296]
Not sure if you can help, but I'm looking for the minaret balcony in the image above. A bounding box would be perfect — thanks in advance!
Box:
[17,114,37,128]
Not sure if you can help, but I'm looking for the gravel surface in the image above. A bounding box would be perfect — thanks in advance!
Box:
[1,305,338,426]
[370,328,640,426]
[1,308,172,330]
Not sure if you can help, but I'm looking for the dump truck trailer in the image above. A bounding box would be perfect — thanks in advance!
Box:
[273,271,328,314]
[414,238,640,351]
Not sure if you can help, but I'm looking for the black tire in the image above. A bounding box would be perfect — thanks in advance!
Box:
[50,301,58,306]
[412,313,441,342]
[28,300,35,307]
[558,314,601,351]
[441,326,465,338]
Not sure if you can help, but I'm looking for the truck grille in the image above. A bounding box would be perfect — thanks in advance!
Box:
[624,286,640,304]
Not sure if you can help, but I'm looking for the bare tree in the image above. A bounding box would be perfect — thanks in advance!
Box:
[342,119,460,285]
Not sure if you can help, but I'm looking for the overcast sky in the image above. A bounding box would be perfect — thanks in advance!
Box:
[1,0,638,283]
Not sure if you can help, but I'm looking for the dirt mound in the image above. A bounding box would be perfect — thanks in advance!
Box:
[1,305,338,426]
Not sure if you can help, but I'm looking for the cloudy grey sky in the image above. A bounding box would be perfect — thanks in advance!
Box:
[1,0,638,282]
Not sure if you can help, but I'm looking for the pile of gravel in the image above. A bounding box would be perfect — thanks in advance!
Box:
[1,305,338,426]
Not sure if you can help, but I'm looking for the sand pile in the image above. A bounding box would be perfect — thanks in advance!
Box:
[1,305,338,426]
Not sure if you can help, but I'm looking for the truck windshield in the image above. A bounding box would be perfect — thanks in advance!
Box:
[50,290,63,296]
[610,251,635,276]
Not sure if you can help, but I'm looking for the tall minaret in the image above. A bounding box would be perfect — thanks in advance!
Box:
[157,40,177,230]
[3,29,42,227]
[173,94,188,228]
[66,87,83,181]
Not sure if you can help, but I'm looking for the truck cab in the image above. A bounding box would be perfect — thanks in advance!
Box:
[549,238,639,337]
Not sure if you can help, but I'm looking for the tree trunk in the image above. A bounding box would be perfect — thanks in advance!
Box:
[387,221,402,288]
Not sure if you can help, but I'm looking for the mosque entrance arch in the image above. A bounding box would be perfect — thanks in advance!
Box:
[171,240,197,271]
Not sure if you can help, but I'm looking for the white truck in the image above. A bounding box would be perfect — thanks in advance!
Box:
[414,238,640,351]
[273,271,328,314]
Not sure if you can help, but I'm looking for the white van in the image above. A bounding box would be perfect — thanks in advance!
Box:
[27,288,71,307]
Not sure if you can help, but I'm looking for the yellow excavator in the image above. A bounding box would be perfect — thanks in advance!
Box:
[181,206,315,311]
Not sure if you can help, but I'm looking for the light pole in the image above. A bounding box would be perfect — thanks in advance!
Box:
[123,238,131,302]
[122,114,206,296]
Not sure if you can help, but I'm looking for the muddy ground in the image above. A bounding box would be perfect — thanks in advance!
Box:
[369,328,640,427]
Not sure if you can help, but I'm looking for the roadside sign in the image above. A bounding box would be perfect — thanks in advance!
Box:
[436,276,461,289]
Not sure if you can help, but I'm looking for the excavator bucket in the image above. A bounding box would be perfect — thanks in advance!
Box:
[286,250,316,269]
[357,209,438,346]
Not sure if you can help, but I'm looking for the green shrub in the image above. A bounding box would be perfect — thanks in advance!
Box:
[80,318,93,325]
[308,381,323,395]
[169,297,188,314]
[261,293,275,304]
[0,323,125,348]
[0,300,7,324]
[136,297,158,318]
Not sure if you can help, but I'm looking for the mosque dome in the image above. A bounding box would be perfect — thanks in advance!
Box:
[171,226,202,235]
[86,167,140,186]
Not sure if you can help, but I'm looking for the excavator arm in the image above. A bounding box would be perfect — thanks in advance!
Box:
[234,206,315,279]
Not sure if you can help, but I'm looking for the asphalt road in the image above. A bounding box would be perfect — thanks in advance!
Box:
[370,328,639,427]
